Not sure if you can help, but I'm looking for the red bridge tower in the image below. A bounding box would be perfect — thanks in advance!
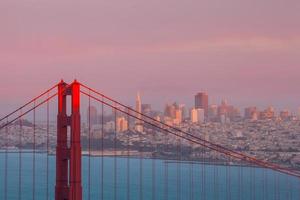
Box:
[55,80,82,200]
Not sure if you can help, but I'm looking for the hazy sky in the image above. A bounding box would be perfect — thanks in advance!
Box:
[1,0,300,115]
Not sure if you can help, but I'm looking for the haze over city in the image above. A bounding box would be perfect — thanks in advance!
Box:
[1,0,300,116]
[2,1,300,200]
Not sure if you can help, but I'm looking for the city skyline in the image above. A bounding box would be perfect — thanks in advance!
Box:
[1,0,300,114]
[83,91,300,126]
[1,1,300,199]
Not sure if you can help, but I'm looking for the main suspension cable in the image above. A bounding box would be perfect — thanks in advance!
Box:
[0,84,57,122]
[80,90,300,178]
[79,83,298,176]
[0,93,58,130]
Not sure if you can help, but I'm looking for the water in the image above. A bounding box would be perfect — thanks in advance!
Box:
[0,153,299,200]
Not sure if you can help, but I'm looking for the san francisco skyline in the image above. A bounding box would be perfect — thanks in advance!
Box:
[1,0,300,115]
[1,1,300,199]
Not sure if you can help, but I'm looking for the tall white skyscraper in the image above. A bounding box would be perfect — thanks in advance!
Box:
[136,92,142,116]
[135,92,143,132]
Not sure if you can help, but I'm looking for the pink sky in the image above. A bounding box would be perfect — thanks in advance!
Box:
[1,0,300,115]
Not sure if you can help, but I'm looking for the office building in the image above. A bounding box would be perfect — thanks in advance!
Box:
[195,92,208,117]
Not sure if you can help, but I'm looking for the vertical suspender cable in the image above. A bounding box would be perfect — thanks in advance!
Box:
[213,151,218,200]
[290,176,293,200]
[46,93,49,200]
[177,132,181,200]
[262,167,265,200]
[88,91,91,200]
[114,105,117,200]
[225,154,229,200]
[176,134,179,200]
[33,100,36,200]
[164,131,168,200]
[4,117,8,200]
[274,171,277,200]
[238,160,241,200]
[19,109,23,200]
[252,164,255,200]
[189,140,194,200]
[179,131,182,200]
[216,152,219,200]
[276,172,280,200]
[250,162,253,200]
[241,162,244,200]
[203,141,206,200]
[284,174,288,200]
[139,128,143,200]
[201,140,205,200]
[228,156,231,200]
[101,97,104,200]
[152,130,156,200]
[265,168,268,200]
[126,108,130,200]
[299,178,300,200]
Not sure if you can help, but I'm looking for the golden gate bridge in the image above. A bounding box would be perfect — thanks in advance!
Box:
[0,80,299,200]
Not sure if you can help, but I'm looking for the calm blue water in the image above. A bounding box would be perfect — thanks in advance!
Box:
[0,153,299,200]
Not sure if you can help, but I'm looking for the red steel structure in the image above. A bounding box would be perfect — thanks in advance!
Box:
[55,80,82,200]
[0,79,300,200]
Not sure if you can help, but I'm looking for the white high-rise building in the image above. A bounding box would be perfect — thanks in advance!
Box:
[190,108,205,124]
[135,92,143,132]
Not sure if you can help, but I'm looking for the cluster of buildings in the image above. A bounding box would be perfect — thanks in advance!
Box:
[244,106,294,121]
[85,91,300,134]
[2,91,300,169]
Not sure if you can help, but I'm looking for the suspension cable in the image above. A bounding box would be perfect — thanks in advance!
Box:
[79,83,299,175]
[0,84,57,123]
[81,89,300,177]
[0,93,58,130]
[80,90,300,178]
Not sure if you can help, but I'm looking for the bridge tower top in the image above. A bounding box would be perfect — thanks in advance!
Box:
[55,80,82,200]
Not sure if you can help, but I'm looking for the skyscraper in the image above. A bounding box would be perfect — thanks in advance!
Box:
[136,92,142,114]
[195,92,208,118]
[135,92,143,132]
